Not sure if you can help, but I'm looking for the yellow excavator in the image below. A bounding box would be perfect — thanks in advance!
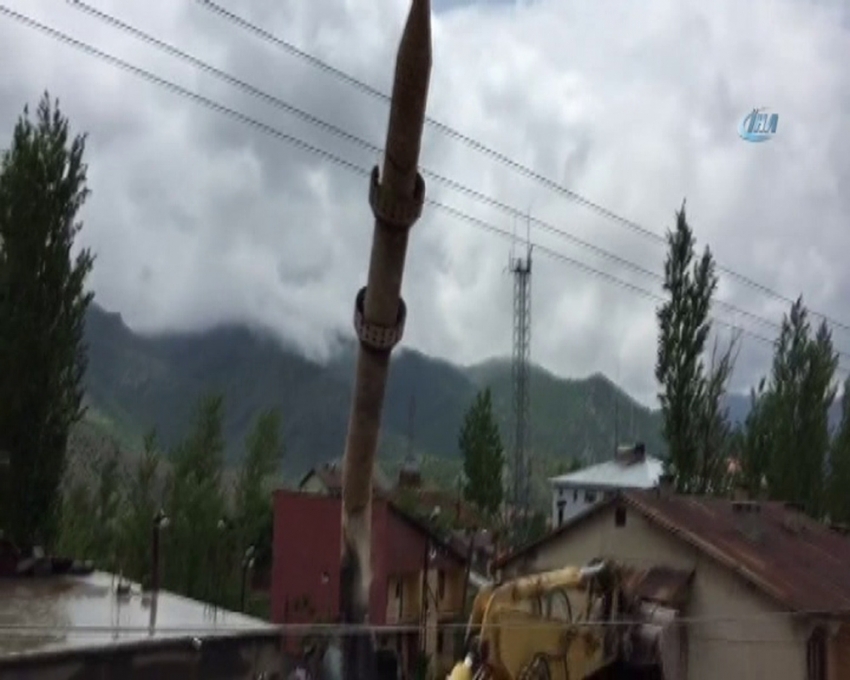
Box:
[447,560,628,680]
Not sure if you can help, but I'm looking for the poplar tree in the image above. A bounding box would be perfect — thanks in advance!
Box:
[459,388,505,517]
[827,378,850,524]
[164,393,227,601]
[0,93,94,545]
[756,299,837,515]
[234,408,284,557]
[656,204,735,493]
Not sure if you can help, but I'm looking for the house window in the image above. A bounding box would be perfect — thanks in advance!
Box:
[584,490,597,503]
[807,627,827,680]
[436,630,444,654]
[615,506,627,527]
[557,504,565,526]
[437,570,445,600]
[573,490,578,502]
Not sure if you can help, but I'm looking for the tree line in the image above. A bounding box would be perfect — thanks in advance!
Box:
[57,395,282,612]
[0,94,283,612]
[656,203,850,523]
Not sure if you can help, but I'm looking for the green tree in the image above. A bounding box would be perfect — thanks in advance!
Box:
[695,335,739,494]
[234,408,283,566]
[737,379,772,498]
[756,299,837,515]
[0,93,95,545]
[55,480,96,560]
[91,442,122,568]
[656,204,734,493]
[55,439,122,568]
[827,378,850,524]
[118,429,162,583]
[459,388,504,517]
[163,393,227,602]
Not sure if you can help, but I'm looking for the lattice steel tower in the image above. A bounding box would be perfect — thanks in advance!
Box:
[509,240,532,527]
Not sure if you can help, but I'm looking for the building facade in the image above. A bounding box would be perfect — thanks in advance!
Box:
[498,490,850,680]
[271,490,468,677]
[549,443,663,527]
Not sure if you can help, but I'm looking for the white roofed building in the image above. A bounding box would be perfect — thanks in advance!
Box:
[549,443,664,527]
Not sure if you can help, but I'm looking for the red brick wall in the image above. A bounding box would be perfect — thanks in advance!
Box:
[272,490,402,629]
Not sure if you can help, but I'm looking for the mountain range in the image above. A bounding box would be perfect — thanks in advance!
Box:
[80,304,667,485]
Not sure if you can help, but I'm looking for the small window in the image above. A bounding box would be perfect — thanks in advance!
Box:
[437,570,446,600]
[557,506,564,526]
[436,631,445,654]
[615,506,627,527]
[573,490,578,502]
[585,490,597,503]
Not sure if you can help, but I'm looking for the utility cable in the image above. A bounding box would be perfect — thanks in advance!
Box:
[0,600,848,633]
[2,5,849,374]
[192,0,850,335]
[56,0,848,344]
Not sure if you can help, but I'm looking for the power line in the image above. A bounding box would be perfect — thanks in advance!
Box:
[58,1,842,344]
[1,600,849,634]
[2,6,849,375]
[192,0,850,335]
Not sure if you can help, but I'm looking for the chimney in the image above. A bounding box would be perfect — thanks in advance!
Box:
[732,499,763,541]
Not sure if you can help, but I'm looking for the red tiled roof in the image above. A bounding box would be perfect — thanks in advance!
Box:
[628,492,850,614]
[498,491,850,615]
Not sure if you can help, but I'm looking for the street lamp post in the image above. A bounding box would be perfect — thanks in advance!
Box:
[149,509,169,636]
[241,545,256,613]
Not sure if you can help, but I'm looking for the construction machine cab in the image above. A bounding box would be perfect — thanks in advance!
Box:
[450,559,625,680]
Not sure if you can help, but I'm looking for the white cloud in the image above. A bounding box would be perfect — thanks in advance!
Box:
[1,0,849,406]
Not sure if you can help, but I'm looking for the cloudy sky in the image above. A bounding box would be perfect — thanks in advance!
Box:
[1,0,849,405]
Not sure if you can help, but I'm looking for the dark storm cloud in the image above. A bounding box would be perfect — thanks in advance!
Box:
[0,0,849,406]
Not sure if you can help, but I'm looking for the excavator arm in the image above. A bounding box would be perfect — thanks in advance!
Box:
[451,561,625,680]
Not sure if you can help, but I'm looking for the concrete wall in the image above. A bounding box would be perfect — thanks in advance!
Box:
[299,474,329,495]
[502,502,811,680]
[551,483,607,526]
[0,632,284,680]
[272,491,390,630]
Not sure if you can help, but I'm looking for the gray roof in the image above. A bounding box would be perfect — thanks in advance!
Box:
[0,571,274,659]
[549,455,664,490]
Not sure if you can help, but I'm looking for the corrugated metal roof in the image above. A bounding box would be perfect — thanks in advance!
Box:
[627,492,850,614]
[0,571,274,659]
[549,456,664,489]
[498,491,850,615]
